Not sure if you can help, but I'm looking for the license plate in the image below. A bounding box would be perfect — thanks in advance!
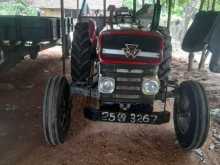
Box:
[101,111,158,124]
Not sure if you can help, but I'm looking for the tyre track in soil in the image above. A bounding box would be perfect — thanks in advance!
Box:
[0,47,219,165]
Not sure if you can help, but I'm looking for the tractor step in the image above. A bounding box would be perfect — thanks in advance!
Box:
[84,107,170,124]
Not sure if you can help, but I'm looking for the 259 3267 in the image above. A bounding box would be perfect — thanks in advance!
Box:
[101,111,158,124]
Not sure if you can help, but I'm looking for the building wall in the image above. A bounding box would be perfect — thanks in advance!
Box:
[40,8,60,17]
[40,8,78,17]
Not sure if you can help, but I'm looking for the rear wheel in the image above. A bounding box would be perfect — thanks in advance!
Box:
[43,76,72,145]
[71,22,93,83]
[158,27,172,82]
[174,81,210,150]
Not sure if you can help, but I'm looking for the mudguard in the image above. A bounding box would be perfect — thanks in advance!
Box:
[208,15,220,55]
[209,15,220,73]
[182,11,218,52]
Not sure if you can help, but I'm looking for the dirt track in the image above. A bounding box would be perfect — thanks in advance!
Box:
[0,47,219,165]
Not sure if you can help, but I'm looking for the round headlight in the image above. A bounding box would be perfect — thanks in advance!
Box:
[142,79,160,95]
[98,77,115,94]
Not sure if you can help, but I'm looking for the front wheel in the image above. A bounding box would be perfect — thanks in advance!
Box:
[42,76,72,145]
[174,81,210,150]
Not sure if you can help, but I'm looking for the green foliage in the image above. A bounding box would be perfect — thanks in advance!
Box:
[122,0,144,9]
[177,0,191,6]
[216,1,220,11]
[172,5,184,16]
[0,0,38,16]
[122,0,134,9]
[199,0,220,11]
[122,0,220,15]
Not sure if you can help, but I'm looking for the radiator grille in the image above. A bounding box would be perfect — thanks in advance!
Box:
[100,64,157,103]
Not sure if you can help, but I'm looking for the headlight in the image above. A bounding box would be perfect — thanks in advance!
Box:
[98,77,115,94]
[142,79,160,95]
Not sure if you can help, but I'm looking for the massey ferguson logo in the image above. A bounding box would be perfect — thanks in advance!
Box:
[122,44,140,59]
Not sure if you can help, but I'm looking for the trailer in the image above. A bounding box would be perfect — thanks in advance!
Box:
[0,16,73,71]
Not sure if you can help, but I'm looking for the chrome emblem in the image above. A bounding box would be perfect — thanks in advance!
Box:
[122,44,140,59]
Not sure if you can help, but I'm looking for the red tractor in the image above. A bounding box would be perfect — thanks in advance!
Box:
[42,0,210,151]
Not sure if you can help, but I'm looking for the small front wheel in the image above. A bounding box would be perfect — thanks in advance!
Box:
[174,81,210,150]
[42,76,72,145]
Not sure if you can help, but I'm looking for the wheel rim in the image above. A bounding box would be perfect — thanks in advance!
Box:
[176,93,191,134]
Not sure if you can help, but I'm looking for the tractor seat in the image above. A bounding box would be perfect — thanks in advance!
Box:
[182,11,219,52]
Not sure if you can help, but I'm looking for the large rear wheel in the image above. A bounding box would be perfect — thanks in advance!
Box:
[158,27,172,82]
[71,22,93,83]
[174,81,210,150]
[43,76,72,145]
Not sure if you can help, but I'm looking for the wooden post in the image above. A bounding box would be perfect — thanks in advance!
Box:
[212,0,216,11]
[188,52,194,71]
[199,0,205,10]
[77,0,79,9]
[103,0,106,24]
[142,0,145,7]
[60,0,66,75]
[167,0,172,30]
[199,50,209,70]
[199,44,209,70]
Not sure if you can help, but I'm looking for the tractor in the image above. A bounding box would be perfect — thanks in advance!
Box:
[42,0,210,151]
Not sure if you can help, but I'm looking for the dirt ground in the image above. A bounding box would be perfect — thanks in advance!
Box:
[0,47,219,165]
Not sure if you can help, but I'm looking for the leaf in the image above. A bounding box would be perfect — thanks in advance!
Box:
[0,1,37,16]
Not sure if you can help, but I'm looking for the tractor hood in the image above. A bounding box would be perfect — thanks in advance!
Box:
[98,30,164,65]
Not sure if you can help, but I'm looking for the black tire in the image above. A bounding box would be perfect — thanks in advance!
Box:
[43,76,72,145]
[158,27,172,82]
[174,81,210,150]
[71,22,92,82]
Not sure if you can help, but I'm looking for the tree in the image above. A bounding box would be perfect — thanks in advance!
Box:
[0,0,38,16]
[122,0,134,9]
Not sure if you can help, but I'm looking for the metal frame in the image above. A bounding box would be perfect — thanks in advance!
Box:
[75,0,171,28]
